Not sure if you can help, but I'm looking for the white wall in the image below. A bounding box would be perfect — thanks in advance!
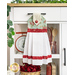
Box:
[7,0,11,3]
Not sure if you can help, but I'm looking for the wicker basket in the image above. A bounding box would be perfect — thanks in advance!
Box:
[21,71,41,75]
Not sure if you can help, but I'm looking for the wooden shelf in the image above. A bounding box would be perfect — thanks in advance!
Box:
[14,54,60,59]
[7,3,67,7]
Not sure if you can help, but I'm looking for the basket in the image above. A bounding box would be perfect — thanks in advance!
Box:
[21,71,41,75]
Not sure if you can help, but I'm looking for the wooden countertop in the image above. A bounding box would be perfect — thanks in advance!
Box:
[7,3,67,7]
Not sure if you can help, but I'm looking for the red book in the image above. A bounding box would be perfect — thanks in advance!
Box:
[46,63,52,75]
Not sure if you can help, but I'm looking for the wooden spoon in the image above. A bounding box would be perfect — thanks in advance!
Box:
[50,27,53,31]
[52,28,58,42]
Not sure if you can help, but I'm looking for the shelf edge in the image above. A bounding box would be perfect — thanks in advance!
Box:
[7,3,67,7]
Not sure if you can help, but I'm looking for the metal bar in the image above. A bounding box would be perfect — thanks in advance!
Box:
[27,13,46,15]
[64,48,66,66]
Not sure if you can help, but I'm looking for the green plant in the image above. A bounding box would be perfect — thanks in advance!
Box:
[38,0,42,3]
[7,5,15,47]
[60,0,67,3]
[32,0,39,3]
[11,0,67,3]
[11,0,15,3]
[11,0,23,3]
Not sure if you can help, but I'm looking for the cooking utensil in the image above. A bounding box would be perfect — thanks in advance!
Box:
[50,27,53,44]
[52,28,58,42]
[50,27,53,31]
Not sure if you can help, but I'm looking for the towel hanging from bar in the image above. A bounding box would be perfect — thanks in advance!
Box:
[23,15,52,65]
[33,13,41,26]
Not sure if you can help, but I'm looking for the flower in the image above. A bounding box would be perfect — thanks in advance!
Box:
[30,21,34,25]
[30,22,32,25]
[44,20,46,23]
[32,22,34,25]
[35,20,38,23]
[43,27,47,29]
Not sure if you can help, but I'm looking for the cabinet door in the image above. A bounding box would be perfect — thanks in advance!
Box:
[61,23,67,75]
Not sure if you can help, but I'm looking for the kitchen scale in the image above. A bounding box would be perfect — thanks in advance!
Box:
[15,32,27,53]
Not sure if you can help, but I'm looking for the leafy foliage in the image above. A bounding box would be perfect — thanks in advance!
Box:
[11,0,67,3]
[9,27,14,32]
[7,20,13,26]
[7,11,9,16]
[11,31,15,35]
[7,5,11,17]
[7,5,15,47]
[7,33,12,38]
[7,5,11,12]
[15,0,20,3]
[7,40,12,47]
[7,38,14,47]
[18,0,22,3]
[11,1,15,3]
[7,24,9,29]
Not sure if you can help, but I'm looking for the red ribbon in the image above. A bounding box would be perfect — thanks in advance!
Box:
[23,55,52,60]
[27,28,47,32]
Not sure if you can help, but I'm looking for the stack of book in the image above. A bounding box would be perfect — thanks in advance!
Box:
[52,63,56,75]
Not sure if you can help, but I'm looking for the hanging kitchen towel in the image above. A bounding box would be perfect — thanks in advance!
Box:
[33,13,41,26]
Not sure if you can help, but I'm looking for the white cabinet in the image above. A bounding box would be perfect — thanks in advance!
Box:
[10,6,67,75]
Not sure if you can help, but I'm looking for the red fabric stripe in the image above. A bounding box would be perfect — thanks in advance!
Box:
[23,55,52,60]
[27,28,47,32]
[16,32,27,34]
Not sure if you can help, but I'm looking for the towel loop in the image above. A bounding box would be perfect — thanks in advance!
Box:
[27,13,46,15]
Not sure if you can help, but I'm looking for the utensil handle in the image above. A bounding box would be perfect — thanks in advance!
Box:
[52,36,55,42]
[64,48,66,66]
